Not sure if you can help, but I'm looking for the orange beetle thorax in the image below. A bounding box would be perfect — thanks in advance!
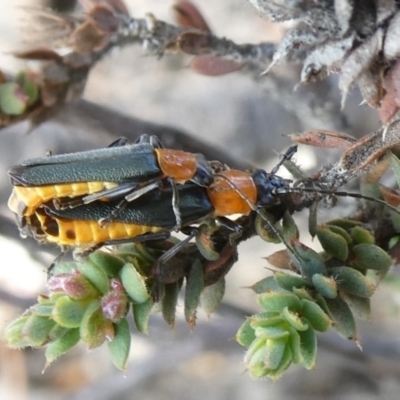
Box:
[207,170,257,216]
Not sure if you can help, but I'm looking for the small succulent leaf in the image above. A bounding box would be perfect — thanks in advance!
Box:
[282,307,309,331]
[133,298,153,334]
[287,327,302,364]
[353,244,392,271]
[326,225,352,244]
[263,337,288,370]
[350,226,375,244]
[331,266,375,298]
[312,274,338,299]
[108,318,131,371]
[0,82,28,115]
[341,292,371,321]
[298,327,317,370]
[257,292,302,313]
[78,259,110,295]
[291,240,327,278]
[120,263,150,304]
[80,300,107,349]
[89,251,126,277]
[185,260,204,327]
[5,316,34,348]
[52,296,90,328]
[236,319,256,347]
[274,271,312,292]
[200,278,225,316]
[45,328,80,368]
[162,282,180,328]
[324,297,357,340]
[316,226,349,261]
[301,299,332,332]
[21,316,56,347]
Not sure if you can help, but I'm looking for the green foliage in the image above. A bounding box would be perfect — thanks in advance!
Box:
[237,217,393,379]
[0,72,39,116]
[5,243,225,370]
[4,202,396,378]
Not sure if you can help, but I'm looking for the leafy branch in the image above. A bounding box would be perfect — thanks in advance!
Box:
[2,0,400,381]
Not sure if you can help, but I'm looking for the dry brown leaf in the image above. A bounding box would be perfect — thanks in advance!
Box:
[88,5,120,33]
[264,249,292,270]
[173,1,211,32]
[79,0,130,16]
[289,129,356,148]
[190,55,243,76]
[340,120,400,172]
[380,185,400,208]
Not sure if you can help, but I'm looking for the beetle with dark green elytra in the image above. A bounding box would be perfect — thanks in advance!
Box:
[8,135,215,228]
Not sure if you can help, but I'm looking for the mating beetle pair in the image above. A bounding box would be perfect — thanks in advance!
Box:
[10,134,391,283]
[8,135,292,253]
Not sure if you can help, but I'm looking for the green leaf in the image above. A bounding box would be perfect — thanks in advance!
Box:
[250,276,286,294]
[341,292,371,320]
[291,240,327,278]
[30,303,54,317]
[282,211,299,242]
[287,327,302,364]
[308,202,318,238]
[5,316,32,348]
[267,344,292,379]
[249,315,286,329]
[254,325,290,340]
[120,263,150,304]
[327,219,361,230]
[200,278,225,316]
[316,226,349,261]
[298,327,317,370]
[326,225,352,243]
[292,287,314,301]
[274,271,312,292]
[0,82,28,115]
[257,292,302,313]
[353,244,392,271]
[184,260,204,327]
[312,274,337,299]
[236,319,256,347]
[282,307,308,331]
[21,316,56,347]
[48,325,69,341]
[350,226,374,244]
[133,298,153,334]
[324,297,357,340]
[45,328,80,368]
[80,300,106,348]
[301,299,331,332]
[89,251,126,277]
[108,318,131,371]
[331,266,375,298]
[78,259,110,295]
[162,282,180,328]
[244,336,268,378]
[52,296,90,328]
[51,262,77,276]
[16,71,39,106]
[255,212,282,243]
[263,337,288,370]
[195,224,220,261]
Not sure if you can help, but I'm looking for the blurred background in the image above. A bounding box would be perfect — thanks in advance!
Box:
[0,1,399,399]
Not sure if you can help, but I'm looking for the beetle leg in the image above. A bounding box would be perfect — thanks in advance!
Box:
[107,137,128,147]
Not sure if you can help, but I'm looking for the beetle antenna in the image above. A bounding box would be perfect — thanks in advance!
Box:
[276,187,400,215]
